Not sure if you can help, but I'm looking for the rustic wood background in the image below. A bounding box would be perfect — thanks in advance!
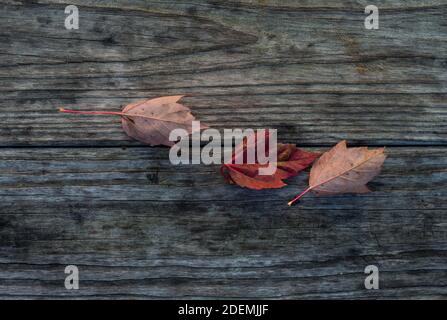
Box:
[0,0,446,299]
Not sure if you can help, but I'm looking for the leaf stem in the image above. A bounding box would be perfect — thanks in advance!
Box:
[287,187,312,206]
[59,107,191,126]
[59,108,124,117]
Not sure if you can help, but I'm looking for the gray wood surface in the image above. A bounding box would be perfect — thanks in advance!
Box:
[0,0,446,299]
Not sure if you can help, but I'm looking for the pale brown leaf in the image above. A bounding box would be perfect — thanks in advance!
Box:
[121,95,208,146]
[288,140,386,205]
[60,96,207,146]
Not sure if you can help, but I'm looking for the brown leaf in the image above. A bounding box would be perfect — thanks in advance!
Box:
[59,96,207,146]
[121,96,207,146]
[288,140,386,205]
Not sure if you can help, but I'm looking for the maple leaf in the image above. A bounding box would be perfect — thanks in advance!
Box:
[288,140,386,206]
[59,96,207,146]
[221,131,320,190]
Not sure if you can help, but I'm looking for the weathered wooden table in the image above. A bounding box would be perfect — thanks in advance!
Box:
[0,0,446,299]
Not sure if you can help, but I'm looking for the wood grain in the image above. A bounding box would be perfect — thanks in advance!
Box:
[0,0,446,299]
[0,0,446,146]
[0,147,446,298]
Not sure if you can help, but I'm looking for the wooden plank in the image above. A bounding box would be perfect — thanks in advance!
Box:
[0,0,446,300]
[0,0,446,146]
[0,146,446,298]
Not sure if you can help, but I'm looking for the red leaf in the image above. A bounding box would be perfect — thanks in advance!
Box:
[221,131,320,190]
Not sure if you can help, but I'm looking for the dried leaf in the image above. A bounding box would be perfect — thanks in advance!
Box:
[288,140,386,205]
[59,96,207,146]
[221,131,320,190]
